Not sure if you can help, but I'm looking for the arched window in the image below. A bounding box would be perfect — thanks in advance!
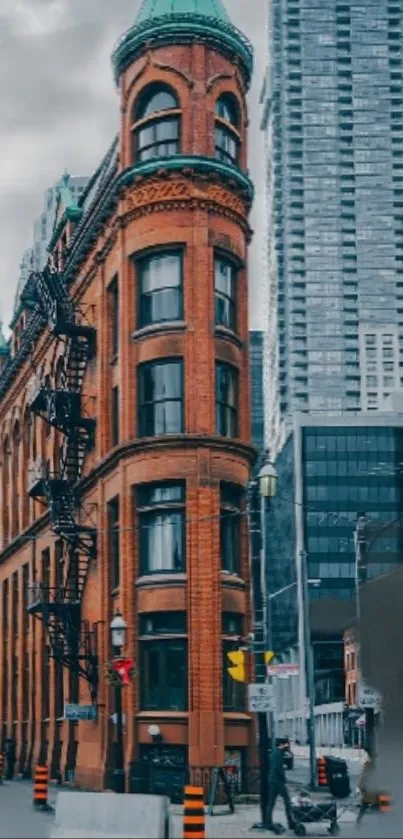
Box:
[22,409,31,529]
[215,94,240,166]
[132,85,180,163]
[2,436,10,546]
[11,422,20,538]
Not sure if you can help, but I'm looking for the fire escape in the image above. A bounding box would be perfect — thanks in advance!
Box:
[26,264,99,701]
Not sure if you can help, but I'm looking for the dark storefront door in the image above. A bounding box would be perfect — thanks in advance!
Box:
[131,745,188,803]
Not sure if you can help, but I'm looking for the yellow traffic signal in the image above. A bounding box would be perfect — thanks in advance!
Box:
[227,650,246,683]
[264,651,276,665]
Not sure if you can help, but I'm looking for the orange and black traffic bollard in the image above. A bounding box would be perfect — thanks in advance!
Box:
[317,756,328,787]
[379,793,392,813]
[183,785,205,839]
[33,764,51,810]
[0,753,4,784]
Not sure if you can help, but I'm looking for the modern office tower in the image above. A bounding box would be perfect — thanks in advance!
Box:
[261,0,403,453]
[249,330,265,453]
[268,411,403,707]
[32,175,89,271]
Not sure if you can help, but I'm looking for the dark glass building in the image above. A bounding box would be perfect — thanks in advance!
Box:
[269,412,403,703]
[249,331,265,454]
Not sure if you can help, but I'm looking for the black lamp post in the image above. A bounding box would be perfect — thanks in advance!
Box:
[249,452,278,830]
[110,610,127,794]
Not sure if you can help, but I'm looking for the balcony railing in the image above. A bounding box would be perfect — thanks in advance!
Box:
[26,374,47,412]
[27,458,48,496]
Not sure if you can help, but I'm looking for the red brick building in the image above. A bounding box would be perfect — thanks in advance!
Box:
[0,0,256,790]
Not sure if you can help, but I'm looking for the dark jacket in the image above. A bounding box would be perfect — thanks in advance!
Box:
[270,747,286,786]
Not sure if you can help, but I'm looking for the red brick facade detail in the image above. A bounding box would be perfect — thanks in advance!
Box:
[0,32,256,788]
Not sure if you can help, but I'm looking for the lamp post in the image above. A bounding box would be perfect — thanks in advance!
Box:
[110,610,127,794]
[248,452,277,830]
[300,550,317,790]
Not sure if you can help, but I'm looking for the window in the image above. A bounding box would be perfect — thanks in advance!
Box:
[137,483,185,575]
[108,497,120,590]
[216,363,238,437]
[215,95,240,165]
[111,386,119,447]
[132,85,180,163]
[138,359,183,437]
[366,375,377,387]
[140,612,187,710]
[137,250,183,328]
[108,276,119,358]
[215,255,237,331]
[220,483,242,575]
[223,613,245,711]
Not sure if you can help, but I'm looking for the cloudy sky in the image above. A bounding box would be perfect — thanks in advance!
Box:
[0,0,267,330]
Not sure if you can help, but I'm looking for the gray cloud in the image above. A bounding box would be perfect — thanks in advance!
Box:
[0,0,266,329]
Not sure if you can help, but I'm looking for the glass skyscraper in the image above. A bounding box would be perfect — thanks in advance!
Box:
[249,330,265,454]
[262,0,403,453]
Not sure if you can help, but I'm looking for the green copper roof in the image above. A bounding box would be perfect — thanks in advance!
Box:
[112,0,253,88]
[136,0,230,25]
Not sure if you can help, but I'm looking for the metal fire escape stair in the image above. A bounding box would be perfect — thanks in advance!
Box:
[26,264,99,699]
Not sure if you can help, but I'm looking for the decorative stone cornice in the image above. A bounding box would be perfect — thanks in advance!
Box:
[112,13,253,90]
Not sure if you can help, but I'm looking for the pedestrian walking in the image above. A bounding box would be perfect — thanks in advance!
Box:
[5,736,16,780]
[267,740,296,831]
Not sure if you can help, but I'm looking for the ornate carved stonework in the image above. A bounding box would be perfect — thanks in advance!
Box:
[120,176,249,226]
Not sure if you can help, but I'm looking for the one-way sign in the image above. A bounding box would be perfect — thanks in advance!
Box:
[248,683,273,713]
[358,681,382,711]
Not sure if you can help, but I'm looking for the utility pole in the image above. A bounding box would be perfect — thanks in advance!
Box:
[248,479,270,829]
[355,514,375,756]
[300,550,316,789]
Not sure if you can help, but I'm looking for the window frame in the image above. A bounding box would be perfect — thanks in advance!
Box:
[131,85,181,164]
[107,496,120,591]
[214,252,238,333]
[108,276,119,360]
[214,94,241,166]
[139,613,188,711]
[137,358,184,438]
[111,385,119,447]
[220,483,243,576]
[215,362,239,438]
[137,482,186,576]
[222,613,245,712]
[136,247,184,329]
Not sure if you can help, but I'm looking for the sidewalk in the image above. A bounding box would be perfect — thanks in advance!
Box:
[171,800,357,838]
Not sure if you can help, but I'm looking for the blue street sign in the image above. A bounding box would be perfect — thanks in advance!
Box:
[64,704,97,722]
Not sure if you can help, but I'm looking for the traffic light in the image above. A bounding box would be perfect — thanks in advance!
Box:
[264,651,276,665]
[227,650,246,683]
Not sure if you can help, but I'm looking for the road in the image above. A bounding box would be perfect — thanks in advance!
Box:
[0,774,375,839]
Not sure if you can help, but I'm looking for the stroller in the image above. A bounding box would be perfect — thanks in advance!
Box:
[291,792,340,836]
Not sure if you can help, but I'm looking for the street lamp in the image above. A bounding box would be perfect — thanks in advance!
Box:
[110,610,127,794]
[247,452,278,830]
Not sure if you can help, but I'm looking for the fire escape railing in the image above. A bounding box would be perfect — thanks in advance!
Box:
[26,265,99,701]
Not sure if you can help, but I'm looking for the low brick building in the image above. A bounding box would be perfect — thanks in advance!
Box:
[0,0,256,790]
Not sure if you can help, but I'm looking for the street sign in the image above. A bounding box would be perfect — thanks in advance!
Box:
[248,683,274,713]
[267,663,300,679]
[358,681,382,710]
[64,704,97,722]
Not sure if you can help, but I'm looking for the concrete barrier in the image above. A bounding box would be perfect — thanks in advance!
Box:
[50,791,173,838]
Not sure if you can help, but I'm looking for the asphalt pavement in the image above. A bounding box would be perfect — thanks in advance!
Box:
[0,773,364,839]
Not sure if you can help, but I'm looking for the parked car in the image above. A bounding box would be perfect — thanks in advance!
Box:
[277,737,294,771]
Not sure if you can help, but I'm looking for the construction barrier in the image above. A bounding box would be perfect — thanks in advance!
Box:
[379,793,392,813]
[183,785,205,839]
[50,791,173,838]
[0,753,4,784]
[317,756,328,787]
[33,764,50,810]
